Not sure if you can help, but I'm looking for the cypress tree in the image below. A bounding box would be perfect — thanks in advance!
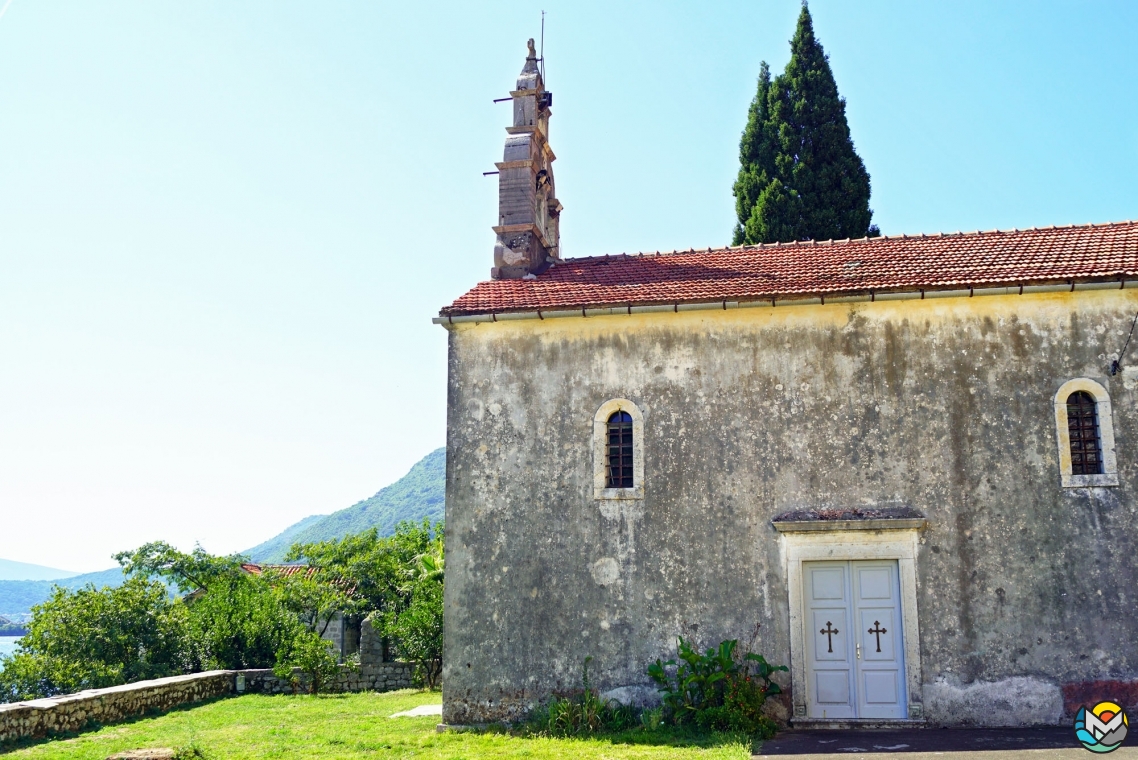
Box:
[731,62,775,246]
[733,4,878,244]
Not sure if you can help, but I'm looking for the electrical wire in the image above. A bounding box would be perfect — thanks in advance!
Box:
[1110,311,1138,375]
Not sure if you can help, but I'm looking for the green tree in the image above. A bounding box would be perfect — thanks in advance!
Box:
[0,578,190,702]
[272,629,343,695]
[734,4,878,245]
[385,579,443,688]
[289,520,443,684]
[117,541,305,670]
[115,541,247,594]
[184,572,305,670]
[268,568,357,638]
[287,519,438,623]
[732,61,775,246]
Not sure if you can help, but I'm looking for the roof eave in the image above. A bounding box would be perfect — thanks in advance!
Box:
[435,274,1137,323]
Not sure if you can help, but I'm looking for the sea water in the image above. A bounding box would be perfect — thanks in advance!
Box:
[0,636,20,658]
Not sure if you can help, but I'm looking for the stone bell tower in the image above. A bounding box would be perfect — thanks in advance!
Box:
[491,39,562,280]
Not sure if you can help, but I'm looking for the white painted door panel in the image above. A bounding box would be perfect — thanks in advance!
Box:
[852,561,906,719]
[803,562,855,719]
[803,560,907,720]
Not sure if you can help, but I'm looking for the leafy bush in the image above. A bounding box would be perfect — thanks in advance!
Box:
[0,578,190,701]
[287,519,439,624]
[291,518,444,684]
[273,629,343,694]
[384,580,442,688]
[1,522,448,703]
[186,573,307,670]
[647,637,786,738]
[172,741,211,760]
[117,541,308,671]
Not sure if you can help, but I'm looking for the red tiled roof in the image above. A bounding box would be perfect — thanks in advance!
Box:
[240,563,357,594]
[441,221,1138,316]
[240,563,315,579]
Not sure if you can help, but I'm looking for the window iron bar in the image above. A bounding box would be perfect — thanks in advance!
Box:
[606,411,634,488]
[1067,391,1104,475]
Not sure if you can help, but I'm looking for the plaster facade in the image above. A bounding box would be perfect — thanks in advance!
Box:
[441,287,1138,726]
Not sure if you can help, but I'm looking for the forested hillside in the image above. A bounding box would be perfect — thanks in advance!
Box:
[246,447,445,562]
[0,568,126,619]
[0,448,445,616]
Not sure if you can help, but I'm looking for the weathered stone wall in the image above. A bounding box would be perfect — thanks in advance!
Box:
[359,616,389,664]
[0,671,233,744]
[238,662,414,695]
[0,661,416,744]
[441,288,1138,726]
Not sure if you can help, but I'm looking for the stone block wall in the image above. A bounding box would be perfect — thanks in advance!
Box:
[237,663,414,695]
[0,661,418,745]
[359,616,390,664]
[0,671,232,744]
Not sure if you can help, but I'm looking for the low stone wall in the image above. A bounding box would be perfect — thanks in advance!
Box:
[0,671,232,744]
[239,662,414,694]
[0,662,418,745]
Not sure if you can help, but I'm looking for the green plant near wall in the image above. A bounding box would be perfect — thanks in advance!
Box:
[272,631,344,695]
[533,657,637,736]
[647,637,786,738]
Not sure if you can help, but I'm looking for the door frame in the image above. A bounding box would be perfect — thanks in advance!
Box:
[775,520,925,721]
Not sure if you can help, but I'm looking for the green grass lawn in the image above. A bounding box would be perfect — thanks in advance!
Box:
[1,690,754,759]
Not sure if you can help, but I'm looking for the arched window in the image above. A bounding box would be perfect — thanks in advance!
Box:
[1053,379,1118,487]
[1066,391,1103,475]
[607,411,634,488]
[593,399,644,499]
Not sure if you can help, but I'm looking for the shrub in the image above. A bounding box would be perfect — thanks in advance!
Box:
[273,630,342,694]
[647,637,785,738]
[291,519,445,684]
[116,540,309,671]
[173,741,211,760]
[187,573,307,671]
[0,578,191,702]
[383,580,442,688]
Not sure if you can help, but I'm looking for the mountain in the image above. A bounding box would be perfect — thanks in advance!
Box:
[0,558,79,581]
[241,514,328,564]
[246,447,445,563]
[0,568,127,617]
[0,448,446,615]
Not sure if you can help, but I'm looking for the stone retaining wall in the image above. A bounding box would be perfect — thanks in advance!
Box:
[0,662,417,745]
[239,662,415,695]
[0,671,232,744]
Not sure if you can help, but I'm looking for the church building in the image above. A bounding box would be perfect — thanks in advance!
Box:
[435,41,1138,727]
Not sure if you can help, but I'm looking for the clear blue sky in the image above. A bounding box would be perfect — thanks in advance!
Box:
[1,1,1135,571]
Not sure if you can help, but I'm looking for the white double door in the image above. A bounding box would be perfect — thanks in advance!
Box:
[804,560,906,720]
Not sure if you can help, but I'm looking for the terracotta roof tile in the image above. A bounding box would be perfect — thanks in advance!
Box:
[440,221,1138,316]
[240,563,314,578]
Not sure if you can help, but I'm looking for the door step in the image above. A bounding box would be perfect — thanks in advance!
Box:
[791,718,927,730]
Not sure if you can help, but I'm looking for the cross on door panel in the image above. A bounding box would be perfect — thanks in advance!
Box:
[803,560,907,720]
